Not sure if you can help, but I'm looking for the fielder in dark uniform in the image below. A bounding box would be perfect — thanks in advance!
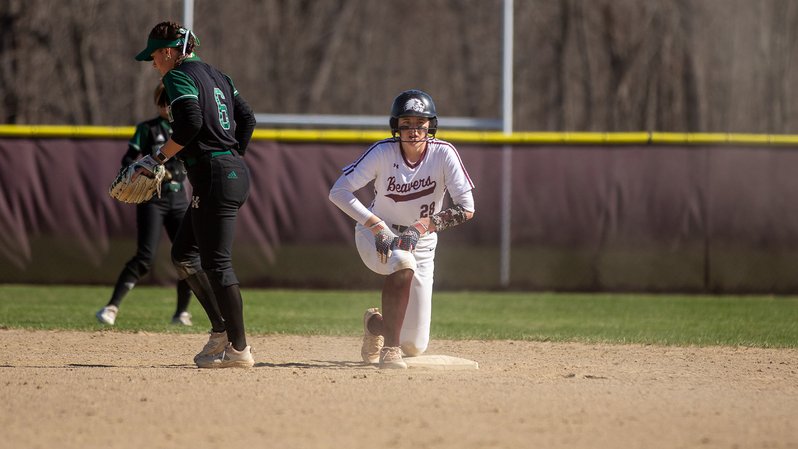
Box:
[134,21,257,368]
[96,84,192,326]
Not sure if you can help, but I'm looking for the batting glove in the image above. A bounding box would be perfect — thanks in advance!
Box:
[371,222,397,264]
[131,154,163,180]
[394,226,421,252]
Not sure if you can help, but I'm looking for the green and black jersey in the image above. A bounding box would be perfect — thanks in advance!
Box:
[123,116,185,182]
[125,116,171,165]
[162,55,240,160]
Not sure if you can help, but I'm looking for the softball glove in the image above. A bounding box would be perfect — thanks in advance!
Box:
[108,155,166,204]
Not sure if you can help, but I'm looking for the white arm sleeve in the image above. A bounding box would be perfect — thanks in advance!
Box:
[329,175,373,225]
[449,189,475,213]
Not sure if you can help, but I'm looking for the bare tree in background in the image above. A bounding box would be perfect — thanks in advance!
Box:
[2,0,798,133]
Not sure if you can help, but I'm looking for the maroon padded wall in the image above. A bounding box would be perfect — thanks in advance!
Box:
[2,138,798,292]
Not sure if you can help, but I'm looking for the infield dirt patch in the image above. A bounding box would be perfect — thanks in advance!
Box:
[0,329,796,449]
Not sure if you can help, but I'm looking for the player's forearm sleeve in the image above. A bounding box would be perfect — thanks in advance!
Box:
[233,95,256,156]
[169,99,202,146]
[329,177,373,225]
[431,204,470,232]
[431,188,475,233]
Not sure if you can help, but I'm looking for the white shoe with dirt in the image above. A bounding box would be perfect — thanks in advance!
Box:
[171,311,193,326]
[379,346,407,369]
[361,308,384,364]
[193,331,228,364]
[95,305,118,325]
[196,342,255,369]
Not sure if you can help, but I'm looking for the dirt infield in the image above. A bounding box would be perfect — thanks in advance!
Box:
[1,329,796,449]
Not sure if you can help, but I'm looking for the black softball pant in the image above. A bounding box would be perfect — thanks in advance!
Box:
[109,188,190,308]
[171,154,250,287]
[122,189,189,280]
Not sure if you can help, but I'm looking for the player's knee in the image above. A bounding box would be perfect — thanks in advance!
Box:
[391,250,416,273]
[401,341,427,357]
[172,257,198,280]
[126,259,151,278]
[202,264,239,288]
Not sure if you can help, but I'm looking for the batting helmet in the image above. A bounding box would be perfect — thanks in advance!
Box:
[390,89,438,137]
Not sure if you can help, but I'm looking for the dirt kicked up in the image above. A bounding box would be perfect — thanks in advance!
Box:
[1,329,796,449]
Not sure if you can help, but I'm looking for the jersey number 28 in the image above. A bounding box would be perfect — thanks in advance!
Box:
[420,202,436,218]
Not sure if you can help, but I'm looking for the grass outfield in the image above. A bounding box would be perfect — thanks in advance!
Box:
[0,284,796,348]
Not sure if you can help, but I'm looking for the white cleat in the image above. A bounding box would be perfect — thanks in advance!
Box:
[171,311,193,326]
[361,308,384,364]
[193,331,228,364]
[379,346,408,369]
[196,342,255,369]
[95,305,119,325]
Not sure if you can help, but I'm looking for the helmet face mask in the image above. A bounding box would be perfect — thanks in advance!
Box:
[390,89,438,138]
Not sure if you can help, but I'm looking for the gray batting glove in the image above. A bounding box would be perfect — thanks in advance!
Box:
[372,224,397,264]
[394,226,421,252]
[131,154,163,180]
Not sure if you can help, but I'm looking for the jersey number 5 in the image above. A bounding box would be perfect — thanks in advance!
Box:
[213,88,231,130]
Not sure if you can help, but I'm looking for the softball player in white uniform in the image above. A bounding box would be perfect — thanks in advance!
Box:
[329,90,475,369]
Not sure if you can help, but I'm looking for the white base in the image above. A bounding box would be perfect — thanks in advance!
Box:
[404,354,479,370]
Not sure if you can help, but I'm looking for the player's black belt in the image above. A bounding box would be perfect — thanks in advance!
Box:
[183,150,234,167]
[392,224,409,233]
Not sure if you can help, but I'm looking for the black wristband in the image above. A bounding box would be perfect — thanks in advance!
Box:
[155,150,168,163]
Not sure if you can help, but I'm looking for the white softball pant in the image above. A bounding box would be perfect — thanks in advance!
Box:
[355,223,437,356]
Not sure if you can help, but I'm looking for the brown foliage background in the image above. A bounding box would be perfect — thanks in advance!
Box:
[2,0,798,133]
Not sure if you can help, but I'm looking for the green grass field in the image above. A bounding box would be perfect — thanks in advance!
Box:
[0,284,796,348]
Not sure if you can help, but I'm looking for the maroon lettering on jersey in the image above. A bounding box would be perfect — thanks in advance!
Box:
[384,176,437,202]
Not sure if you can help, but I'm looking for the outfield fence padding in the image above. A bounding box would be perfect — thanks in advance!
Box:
[2,137,798,293]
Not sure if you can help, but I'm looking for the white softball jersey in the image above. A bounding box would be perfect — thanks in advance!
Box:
[329,137,475,356]
[330,137,475,228]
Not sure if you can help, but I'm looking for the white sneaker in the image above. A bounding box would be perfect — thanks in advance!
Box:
[379,346,407,369]
[95,305,118,325]
[171,312,193,326]
[193,331,228,364]
[361,308,384,364]
[196,342,255,369]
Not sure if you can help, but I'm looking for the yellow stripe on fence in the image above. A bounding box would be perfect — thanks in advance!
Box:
[0,125,135,139]
[2,125,798,146]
